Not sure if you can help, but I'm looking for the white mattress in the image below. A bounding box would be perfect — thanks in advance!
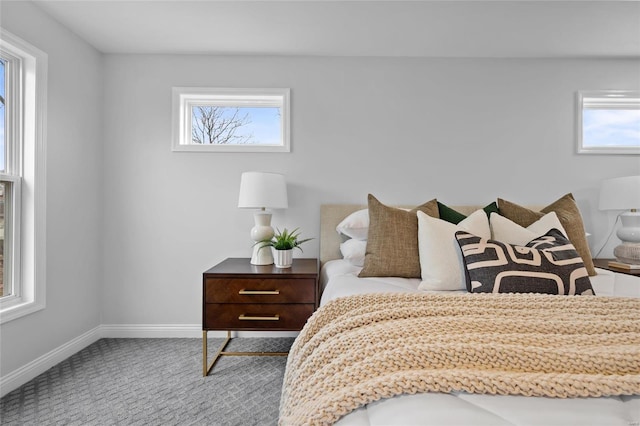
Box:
[319,260,640,426]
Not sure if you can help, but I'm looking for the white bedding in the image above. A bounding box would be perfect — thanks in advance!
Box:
[319,260,640,426]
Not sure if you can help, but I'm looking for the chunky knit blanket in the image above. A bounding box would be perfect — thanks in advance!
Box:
[279,293,640,426]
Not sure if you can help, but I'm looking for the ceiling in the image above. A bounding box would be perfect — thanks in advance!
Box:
[32,0,640,58]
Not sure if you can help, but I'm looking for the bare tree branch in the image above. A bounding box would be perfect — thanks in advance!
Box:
[191,106,253,145]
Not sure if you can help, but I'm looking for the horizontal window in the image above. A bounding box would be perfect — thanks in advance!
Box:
[577,90,640,155]
[172,88,290,153]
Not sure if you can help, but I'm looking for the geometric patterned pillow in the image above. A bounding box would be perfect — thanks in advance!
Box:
[455,229,594,295]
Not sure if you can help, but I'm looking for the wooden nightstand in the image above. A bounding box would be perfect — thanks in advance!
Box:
[202,257,319,376]
[593,258,640,276]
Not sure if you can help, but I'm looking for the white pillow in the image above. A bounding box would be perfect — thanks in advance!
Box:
[339,239,367,267]
[336,209,369,241]
[335,207,410,241]
[417,210,491,291]
[490,211,568,245]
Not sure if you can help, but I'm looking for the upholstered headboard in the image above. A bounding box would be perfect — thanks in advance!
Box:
[320,204,495,267]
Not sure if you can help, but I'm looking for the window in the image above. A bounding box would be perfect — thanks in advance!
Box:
[0,59,5,297]
[172,87,290,152]
[577,90,640,154]
[0,29,47,324]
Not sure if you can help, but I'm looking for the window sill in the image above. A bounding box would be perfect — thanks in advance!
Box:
[0,298,45,324]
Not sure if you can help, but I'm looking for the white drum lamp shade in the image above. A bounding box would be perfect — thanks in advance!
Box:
[599,175,640,264]
[238,172,288,265]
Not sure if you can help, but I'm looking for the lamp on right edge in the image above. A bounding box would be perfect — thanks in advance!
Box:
[599,175,640,264]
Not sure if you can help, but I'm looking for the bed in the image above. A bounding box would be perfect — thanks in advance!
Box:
[279,196,640,426]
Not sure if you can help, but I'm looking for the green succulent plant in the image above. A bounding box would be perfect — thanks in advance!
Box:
[257,227,313,251]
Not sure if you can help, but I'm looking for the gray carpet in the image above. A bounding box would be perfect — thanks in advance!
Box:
[0,337,295,425]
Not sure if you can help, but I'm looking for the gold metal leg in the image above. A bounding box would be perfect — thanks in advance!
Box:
[203,330,232,376]
[203,331,207,376]
[202,330,289,376]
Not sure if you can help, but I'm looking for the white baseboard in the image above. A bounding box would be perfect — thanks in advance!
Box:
[0,323,299,397]
[0,326,102,398]
[101,323,203,338]
[101,323,299,339]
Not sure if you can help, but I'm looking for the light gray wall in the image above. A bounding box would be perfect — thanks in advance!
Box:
[102,54,640,325]
[0,2,104,376]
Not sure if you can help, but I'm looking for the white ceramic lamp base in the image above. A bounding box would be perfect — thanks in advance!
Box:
[614,242,640,265]
[250,211,275,265]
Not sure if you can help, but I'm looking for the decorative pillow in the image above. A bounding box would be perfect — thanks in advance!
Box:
[335,209,369,241]
[417,209,491,291]
[490,211,568,245]
[438,202,499,225]
[497,194,596,276]
[359,194,439,278]
[340,239,367,267]
[455,229,594,295]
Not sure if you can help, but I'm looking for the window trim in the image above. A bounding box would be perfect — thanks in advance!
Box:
[0,177,22,305]
[576,90,640,155]
[0,29,47,324]
[171,87,290,153]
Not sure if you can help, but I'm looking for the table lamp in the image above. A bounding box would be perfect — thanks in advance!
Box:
[238,171,288,265]
[599,175,640,264]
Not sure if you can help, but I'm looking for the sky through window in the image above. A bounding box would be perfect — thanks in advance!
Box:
[583,109,640,148]
[191,106,280,145]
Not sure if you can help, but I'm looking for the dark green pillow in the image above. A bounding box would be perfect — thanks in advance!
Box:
[437,202,499,225]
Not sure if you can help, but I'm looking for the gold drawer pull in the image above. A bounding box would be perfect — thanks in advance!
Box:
[238,289,280,295]
[238,314,280,321]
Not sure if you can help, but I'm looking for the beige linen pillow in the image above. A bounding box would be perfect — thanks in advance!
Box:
[497,193,596,276]
[359,194,439,278]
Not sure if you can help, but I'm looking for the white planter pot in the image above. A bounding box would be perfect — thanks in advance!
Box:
[273,249,293,268]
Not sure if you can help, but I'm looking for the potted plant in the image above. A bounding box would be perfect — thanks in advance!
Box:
[257,227,313,268]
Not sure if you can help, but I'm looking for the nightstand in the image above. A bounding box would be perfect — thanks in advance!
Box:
[593,258,640,276]
[202,257,319,376]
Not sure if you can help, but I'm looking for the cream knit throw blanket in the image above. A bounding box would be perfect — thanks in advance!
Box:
[279,293,640,426]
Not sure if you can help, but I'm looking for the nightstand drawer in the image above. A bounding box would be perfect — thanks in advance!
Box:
[205,278,315,303]
[204,303,314,330]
